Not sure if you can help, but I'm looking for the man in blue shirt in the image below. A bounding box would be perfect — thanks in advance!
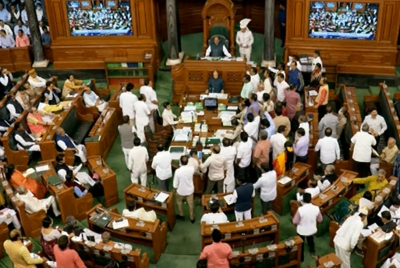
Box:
[0,29,15,48]
[41,26,51,45]
[0,3,9,23]
[278,3,286,47]
[206,70,224,94]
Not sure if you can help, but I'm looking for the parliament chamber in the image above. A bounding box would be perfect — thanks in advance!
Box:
[0,0,399,267]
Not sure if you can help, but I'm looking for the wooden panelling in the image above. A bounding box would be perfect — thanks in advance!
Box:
[397,46,400,65]
[136,0,149,38]
[293,0,304,38]
[0,49,14,71]
[378,2,397,43]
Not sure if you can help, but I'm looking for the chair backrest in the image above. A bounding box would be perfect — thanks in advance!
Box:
[61,106,77,137]
[208,34,229,50]
[153,109,163,126]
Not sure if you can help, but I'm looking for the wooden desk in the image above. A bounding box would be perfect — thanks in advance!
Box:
[312,170,358,215]
[69,239,149,268]
[171,57,247,103]
[86,204,167,263]
[200,214,280,249]
[201,192,254,215]
[274,162,311,215]
[369,176,398,215]
[87,156,119,207]
[379,83,400,146]
[86,107,118,159]
[362,230,398,268]
[317,253,342,268]
[38,161,94,223]
[230,236,303,268]
[0,222,8,259]
[108,89,123,125]
[124,184,176,231]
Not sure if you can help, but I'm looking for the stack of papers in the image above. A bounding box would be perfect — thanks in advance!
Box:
[184,106,196,112]
[155,192,169,203]
[309,90,318,97]
[169,146,186,160]
[278,176,292,185]
[215,129,228,138]
[224,194,234,205]
[219,111,236,122]
[227,106,238,111]
[173,129,191,142]
[181,111,194,123]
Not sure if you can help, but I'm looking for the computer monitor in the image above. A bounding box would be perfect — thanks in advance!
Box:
[204,98,218,110]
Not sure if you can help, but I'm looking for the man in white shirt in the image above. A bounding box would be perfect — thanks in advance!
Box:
[140,79,158,132]
[162,102,178,127]
[318,106,339,138]
[128,138,148,186]
[231,176,255,221]
[188,149,200,173]
[333,209,367,268]
[16,185,61,216]
[236,18,254,60]
[27,69,46,88]
[151,144,172,191]
[83,88,108,112]
[55,127,87,164]
[200,201,228,225]
[236,132,252,181]
[253,163,277,214]
[275,73,289,102]
[312,50,323,71]
[13,122,40,151]
[119,83,138,126]
[243,113,260,147]
[248,67,260,92]
[0,19,12,36]
[55,154,96,186]
[362,109,387,149]
[200,145,227,194]
[270,125,288,160]
[122,201,156,222]
[133,94,150,142]
[292,192,323,261]
[173,155,195,223]
[220,138,237,192]
[315,128,340,170]
[296,179,320,203]
[316,165,337,192]
[351,123,376,178]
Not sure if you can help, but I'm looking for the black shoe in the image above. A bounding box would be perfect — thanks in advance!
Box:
[190,219,195,224]
[176,215,184,220]
[355,248,364,257]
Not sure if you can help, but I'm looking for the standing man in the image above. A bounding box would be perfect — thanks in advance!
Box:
[236,18,254,60]
[362,109,387,150]
[333,209,368,268]
[271,125,288,160]
[151,144,172,191]
[350,123,376,178]
[288,61,304,94]
[133,94,151,143]
[231,177,255,221]
[201,145,228,194]
[220,138,237,193]
[278,3,286,47]
[128,137,148,186]
[318,106,339,138]
[253,162,277,214]
[315,128,340,170]
[240,74,253,99]
[276,73,290,103]
[292,193,323,261]
[253,132,271,178]
[199,229,232,268]
[118,115,137,168]
[293,128,309,163]
[4,229,47,268]
[284,84,301,120]
[236,132,252,181]
[140,79,159,132]
[173,155,195,223]
[119,83,138,126]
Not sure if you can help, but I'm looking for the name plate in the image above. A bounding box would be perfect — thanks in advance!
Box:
[324,261,335,268]
[224,233,231,239]
[162,203,167,208]
[256,254,263,261]
[235,222,244,228]
[271,225,277,231]
[268,252,275,258]
[319,193,327,200]
[5,188,12,194]
[93,250,100,256]
[328,199,333,206]
[138,197,143,202]
[383,188,390,194]
[291,245,298,252]
[341,177,348,183]
[232,251,239,257]
[2,181,8,186]
[145,232,152,239]
[253,229,260,235]
[136,221,145,227]
[375,195,382,202]
[248,248,259,255]
[128,256,134,262]
[390,180,397,186]
[105,252,111,259]
[259,217,268,223]
[291,167,299,173]
[267,244,277,251]
[244,256,252,262]
[84,246,90,252]
[211,225,219,231]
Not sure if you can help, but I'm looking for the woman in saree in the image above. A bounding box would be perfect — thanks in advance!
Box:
[40,216,61,261]
[6,164,47,199]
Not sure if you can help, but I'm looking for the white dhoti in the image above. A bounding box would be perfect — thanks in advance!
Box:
[223,165,235,192]
[76,172,96,186]
[75,144,87,163]
[135,120,148,143]
[149,114,155,133]
[131,169,147,186]
[97,101,108,112]
[41,196,61,217]
[239,47,252,61]
[334,243,351,268]
[234,209,252,221]
[122,147,132,168]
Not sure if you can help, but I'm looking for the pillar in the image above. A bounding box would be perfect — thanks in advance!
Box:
[166,0,183,66]
[261,0,276,67]
[25,0,49,67]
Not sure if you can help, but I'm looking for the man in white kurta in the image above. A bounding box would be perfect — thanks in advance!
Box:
[220,138,237,192]
[128,138,149,186]
[333,209,367,268]
[27,69,46,89]
[133,95,150,142]
[119,83,138,126]
[236,18,254,60]
[140,80,158,132]
[16,185,61,217]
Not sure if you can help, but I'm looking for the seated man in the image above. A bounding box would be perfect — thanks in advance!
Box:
[64,170,88,198]
[13,122,41,152]
[15,185,61,217]
[122,201,157,222]
[27,69,46,89]
[206,70,224,94]
[205,36,232,58]
[350,169,388,204]
[371,137,398,174]
[55,127,87,164]
[83,88,108,112]
[362,109,387,151]
[62,74,89,100]
[296,179,320,204]
[15,87,31,110]
[54,154,96,186]
[315,165,337,192]
[44,81,62,105]
[200,200,229,224]
[6,93,23,121]
[0,207,21,230]
[162,102,178,127]
[27,106,55,138]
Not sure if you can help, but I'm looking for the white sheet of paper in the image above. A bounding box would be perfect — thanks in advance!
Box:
[361,229,372,237]
[278,176,292,185]
[368,223,379,231]
[378,205,390,218]
[35,165,50,173]
[268,67,278,73]
[224,194,234,205]
[309,90,318,97]
[155,192,169,203]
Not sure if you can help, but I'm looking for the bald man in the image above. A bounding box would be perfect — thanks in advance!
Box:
[4,229,47,268]
[381,137,399,164]
[55,127,87,164]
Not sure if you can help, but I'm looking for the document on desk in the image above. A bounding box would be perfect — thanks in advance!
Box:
[112,219,129,230]
[278,176,292,185]
[155,192,169,203]
[361,229,372,237]
[214,129,228,138]
[368,223,379,231]
[219,111,236,122]
[35,165,50,173]
[309,90,318,97]
[227,106,238,111]
[224,194,235,205]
